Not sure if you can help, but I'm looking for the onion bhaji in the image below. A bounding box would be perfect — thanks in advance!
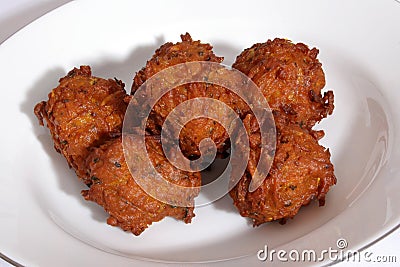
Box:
[131,33,250,158]
[232,38,334,130]
[35,66,201,236]
[34,34,337,235]
[82,136,201,236]
[229,114,336,225]
[230,38,336,225]
[34,66,127,185]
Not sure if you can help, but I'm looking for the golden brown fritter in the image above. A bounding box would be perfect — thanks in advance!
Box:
[35,66,201,236]
[34,66,127,184]
[232,38,334,129]
[82,136,201,236]
[132,33,223,91]
[33,36,337,235]
[229,114,336,225]
[230,38,336,225]
[131,33,250,158]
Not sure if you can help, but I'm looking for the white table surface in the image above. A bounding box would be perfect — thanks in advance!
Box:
[0,0,399,266]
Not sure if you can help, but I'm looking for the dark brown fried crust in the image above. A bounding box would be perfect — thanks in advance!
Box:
[34,66,127,184]
[82,136,201,236]
[232,38,334,129]
[131,33,250,158]
[229,114,336,225]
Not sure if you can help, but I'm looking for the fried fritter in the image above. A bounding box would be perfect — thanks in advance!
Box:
[82,136,201,236]
[132,33,223,89]
[131,33,250,158]
[230,39,336,225]
[35,66,201,235]
[33,36,337,235]
[229,114,336,225]
[232,38,334,129]
[34,66,127,184]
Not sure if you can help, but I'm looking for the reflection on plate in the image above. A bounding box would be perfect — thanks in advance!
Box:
[0,0,399,266]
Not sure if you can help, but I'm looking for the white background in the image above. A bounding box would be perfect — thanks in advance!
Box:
[0,0,398,266]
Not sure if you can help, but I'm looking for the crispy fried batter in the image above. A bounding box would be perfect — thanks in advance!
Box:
[34,36,337,234]
[230,38,336,225]
[229,114,336,225]
[34,66,127,184]
[35,66,201,236]
[131,33,250,158]
[82,136,201,236]
[132,33,224,91]
[233,38,334,129]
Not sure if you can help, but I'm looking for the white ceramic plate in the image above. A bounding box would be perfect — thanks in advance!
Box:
[0,0,399,266]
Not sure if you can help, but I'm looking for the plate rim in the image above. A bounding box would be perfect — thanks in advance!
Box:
[1,0,400,266]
